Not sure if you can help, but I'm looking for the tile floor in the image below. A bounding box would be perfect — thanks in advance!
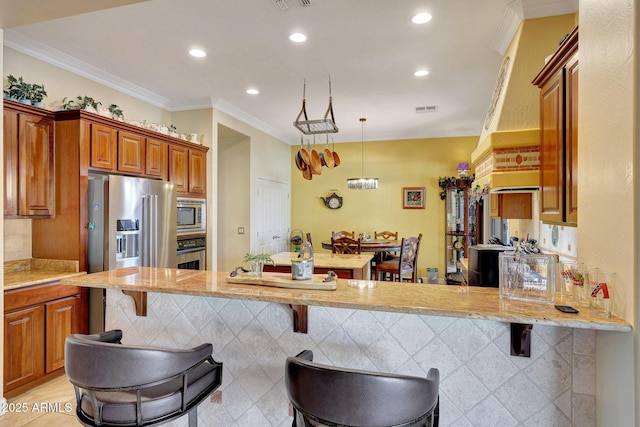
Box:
[0,376,79,426]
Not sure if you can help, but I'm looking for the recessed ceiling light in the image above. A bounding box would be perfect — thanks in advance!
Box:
[189,49,206,58]
[414,69,430,77]
[289,32,307,43]
[246,88,259,95]
[412,12,432,24]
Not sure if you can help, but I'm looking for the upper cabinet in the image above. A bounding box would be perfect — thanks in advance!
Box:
[532,27,578,225]
[169,144,207,196]
[3,100,55,218]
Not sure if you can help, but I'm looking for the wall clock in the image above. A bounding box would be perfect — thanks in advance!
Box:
[321,192,343,209]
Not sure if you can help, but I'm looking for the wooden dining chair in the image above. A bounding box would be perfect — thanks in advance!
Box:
[331,236,361,254]
[374,231,398,240]
[374,230,399,261]
[376,234,422,282]
[332,230,355,239]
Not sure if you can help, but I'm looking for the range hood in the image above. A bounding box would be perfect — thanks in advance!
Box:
[471,9,578,192]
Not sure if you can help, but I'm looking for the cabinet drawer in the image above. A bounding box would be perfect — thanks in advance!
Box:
[5,282,81,312]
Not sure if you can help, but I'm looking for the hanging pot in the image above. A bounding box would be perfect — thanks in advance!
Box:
[295,151,307,171]
[298,136,311,167]
[331,136,340,167]
[308,137,322,175]
[302,165,313,180]
[321,134,335,168]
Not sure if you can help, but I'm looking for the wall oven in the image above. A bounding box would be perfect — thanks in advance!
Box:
[177,197,206,236]
[177,236,206,270]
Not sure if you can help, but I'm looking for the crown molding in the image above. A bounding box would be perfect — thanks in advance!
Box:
[4,29,293,144]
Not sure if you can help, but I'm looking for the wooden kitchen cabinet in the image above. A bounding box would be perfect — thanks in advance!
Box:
[4,305,45,391]
[189,149,206,194]
[118,130,146,175]
[169,144,188,193]
[168,146,207,196]
[90,123,118,171]
[146,138,168,179]
[490,193,533,219]
[3,100,56,218]
[4,283,82,396]
[532,27,578,225]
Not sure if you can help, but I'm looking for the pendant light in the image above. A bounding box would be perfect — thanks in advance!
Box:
[347,118,378,190]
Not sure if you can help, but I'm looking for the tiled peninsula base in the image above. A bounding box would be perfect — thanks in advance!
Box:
[106,289,595,427]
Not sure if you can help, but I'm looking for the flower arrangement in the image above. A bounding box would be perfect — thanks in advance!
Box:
[472,184,490,204]
[438,176,458,200]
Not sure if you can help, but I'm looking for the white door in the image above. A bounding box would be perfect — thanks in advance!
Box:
[255,178,290,254]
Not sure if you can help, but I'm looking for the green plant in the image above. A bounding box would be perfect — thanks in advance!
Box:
[169,124,178,133]
[243,253,274,264]
[5,75,32,100]
[108,104,124,120]
[29,83,47,104]
[62,95,99,110]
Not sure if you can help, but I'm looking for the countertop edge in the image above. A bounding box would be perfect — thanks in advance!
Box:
[59,268,632,333]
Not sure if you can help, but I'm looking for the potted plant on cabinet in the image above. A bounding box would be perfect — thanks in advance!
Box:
[29,83,47,108]
[108,104,124,121]
[62,95,100,113]
[243,253,275,277]
[4,75,32,104]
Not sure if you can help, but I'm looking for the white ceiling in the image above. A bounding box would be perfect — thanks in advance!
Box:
[2,0,577,144]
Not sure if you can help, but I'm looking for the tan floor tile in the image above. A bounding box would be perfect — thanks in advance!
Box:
[0,375,79,427]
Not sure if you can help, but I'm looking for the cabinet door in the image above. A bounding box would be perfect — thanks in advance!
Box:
[565,53,579,224]
[91,123,118,171]
[146,138,168,180]
[118,131,145,175]
[188,149,206,194]
[18,113,55,217]
[4,305,45,391]
[4,109,19,216]
[169,144,189,193]
[539,68,564,223]
[45,295,80,372]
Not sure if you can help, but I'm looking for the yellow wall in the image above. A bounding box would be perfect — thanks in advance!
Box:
[291,136,478,279]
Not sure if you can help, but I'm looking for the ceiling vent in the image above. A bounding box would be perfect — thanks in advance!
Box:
[298,0,311,5]
[274,0,289,10]
[415,105,438,113]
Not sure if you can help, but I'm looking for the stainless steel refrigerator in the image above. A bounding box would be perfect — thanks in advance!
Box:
[87,174,177,333]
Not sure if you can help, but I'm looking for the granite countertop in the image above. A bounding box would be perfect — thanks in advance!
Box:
[4,259,86,291]
[61,266,632,332]
[270,252,373,268]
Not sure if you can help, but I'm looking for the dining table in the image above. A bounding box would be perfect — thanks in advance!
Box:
[321,239,402,279]
[320,239,402,254]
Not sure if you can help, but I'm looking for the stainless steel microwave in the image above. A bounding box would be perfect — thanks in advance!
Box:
[176,197,206,235]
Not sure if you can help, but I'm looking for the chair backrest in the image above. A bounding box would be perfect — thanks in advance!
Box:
[285,351,439,427]
[305,232,313,247]
[331,236,361,254]
[399,233,423,282]
[332,230,355,239]
[374,230,398,240]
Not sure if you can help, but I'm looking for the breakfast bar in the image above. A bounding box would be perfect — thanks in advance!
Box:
[62,267,631,426]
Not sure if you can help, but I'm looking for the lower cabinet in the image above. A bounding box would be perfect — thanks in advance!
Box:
[4,283,83,395]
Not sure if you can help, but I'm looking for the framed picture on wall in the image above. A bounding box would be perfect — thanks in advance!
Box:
[403,187,425,209]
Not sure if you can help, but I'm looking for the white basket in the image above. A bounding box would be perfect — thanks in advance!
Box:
[499,252,558,304]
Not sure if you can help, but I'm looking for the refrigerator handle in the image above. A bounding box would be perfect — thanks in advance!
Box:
[142,195,158,267]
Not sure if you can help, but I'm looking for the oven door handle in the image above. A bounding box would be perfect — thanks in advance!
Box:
[177,248,206,255]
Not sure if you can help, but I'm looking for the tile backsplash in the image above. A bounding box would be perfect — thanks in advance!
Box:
[4,218,32,261]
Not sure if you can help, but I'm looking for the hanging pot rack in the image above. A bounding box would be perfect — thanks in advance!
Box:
[293,78,339,135]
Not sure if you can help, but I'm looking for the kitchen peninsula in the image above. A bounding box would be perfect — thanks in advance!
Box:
[62,268,631,426]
